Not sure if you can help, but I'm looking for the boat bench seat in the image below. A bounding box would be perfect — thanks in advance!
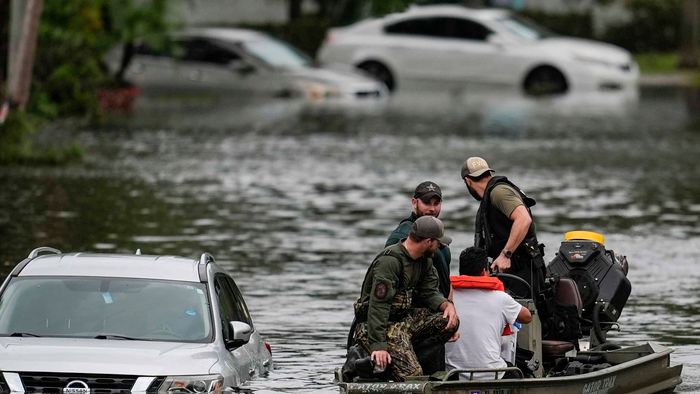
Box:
[541,277,582,358]
[542,340,575,357]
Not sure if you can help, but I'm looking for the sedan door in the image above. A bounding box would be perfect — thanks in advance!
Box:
[382,16,504,85]
[172,37,265,95]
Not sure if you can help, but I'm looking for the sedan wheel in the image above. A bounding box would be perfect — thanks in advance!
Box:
[357,61,395,92]
[523,66,568,96]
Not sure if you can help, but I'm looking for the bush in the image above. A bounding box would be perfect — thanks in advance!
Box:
[601,0,682,53]
[0,112,35,163]
[0,112,84,165]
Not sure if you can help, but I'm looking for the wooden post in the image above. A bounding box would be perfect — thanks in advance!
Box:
[679,0,700,69]
[0,0,9,100]
[7,0,43,110]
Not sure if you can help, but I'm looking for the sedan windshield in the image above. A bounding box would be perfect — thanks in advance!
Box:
[497,15,556,40]
[242,38,313,69]
[0,277,212,342]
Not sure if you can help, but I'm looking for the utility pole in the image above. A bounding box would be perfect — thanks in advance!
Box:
[679,0,700,69]
[7,0,43,111]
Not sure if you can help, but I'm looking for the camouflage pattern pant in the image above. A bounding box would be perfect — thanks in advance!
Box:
[354,308,457,381]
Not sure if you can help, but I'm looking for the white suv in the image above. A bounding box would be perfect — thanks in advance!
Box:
[0,247,272,393]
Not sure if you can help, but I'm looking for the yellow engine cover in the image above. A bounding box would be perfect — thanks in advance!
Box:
[564,230,605,245]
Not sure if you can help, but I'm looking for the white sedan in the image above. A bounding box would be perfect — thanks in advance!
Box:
[317,5,638,95]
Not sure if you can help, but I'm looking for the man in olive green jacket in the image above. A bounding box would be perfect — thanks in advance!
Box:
[353,216,459,381]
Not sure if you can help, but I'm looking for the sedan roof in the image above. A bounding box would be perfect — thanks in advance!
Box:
[181,27,270,43]
[402,5,510,21]
[18,253,202,282]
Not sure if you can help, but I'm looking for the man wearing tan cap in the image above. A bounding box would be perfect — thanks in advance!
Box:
[460,157,546,299]
[349,216,459,381]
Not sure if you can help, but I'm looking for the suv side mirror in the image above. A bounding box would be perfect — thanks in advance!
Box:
[226,321,252,349]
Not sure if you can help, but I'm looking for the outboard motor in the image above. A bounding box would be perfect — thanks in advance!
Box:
[547,231,631,345]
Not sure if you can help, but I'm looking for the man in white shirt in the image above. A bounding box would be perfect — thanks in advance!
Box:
[445,247,532,380]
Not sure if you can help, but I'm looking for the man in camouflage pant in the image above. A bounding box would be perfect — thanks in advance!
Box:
[353,216,459,381]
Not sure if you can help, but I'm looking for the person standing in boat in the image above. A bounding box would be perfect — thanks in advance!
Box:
[353,216,459,381]
[460,156,546,300]
[445,246,532,380]
[384,181,454,375]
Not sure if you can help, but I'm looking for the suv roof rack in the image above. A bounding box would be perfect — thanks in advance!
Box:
[28,247,62,259]
[198,253,214,283]
[10,246,63,278]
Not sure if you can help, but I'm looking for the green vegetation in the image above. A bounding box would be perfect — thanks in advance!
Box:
[0,0,174,165]
[0,112,83,165]
[635,52,683,74]
[634,52,700,87]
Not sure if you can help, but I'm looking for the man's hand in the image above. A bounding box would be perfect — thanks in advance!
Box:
[491,254,511,272]
[371,350,392,370]
[441,300,458,330]
[448,331,461,342]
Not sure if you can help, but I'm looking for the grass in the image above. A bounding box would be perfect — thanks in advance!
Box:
[0,112,84,166]
[635,52,700,87]
[634,52,683,74]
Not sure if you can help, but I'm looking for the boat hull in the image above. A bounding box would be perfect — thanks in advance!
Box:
[338,343,682,394]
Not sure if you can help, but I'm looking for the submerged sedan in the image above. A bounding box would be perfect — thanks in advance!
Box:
[113,28,387,103]
[317,5,638,95]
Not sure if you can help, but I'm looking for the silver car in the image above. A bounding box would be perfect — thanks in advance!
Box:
[115,27,387,103]
[0,247,272,393]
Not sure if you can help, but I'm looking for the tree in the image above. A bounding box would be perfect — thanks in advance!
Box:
[289,0,303,21]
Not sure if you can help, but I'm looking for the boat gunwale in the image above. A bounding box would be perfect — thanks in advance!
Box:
[339,342,681,392]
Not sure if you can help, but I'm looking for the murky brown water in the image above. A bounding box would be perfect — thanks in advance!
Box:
[1,85,699,392]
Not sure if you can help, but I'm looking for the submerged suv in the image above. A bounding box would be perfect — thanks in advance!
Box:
[0,247,272,393]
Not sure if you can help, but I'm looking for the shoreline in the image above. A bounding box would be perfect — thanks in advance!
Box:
[639,72,699,88]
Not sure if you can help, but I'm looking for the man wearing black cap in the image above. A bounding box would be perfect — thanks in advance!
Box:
[386,181,452,300]
[352,216,459,381]
[460,157,546,300]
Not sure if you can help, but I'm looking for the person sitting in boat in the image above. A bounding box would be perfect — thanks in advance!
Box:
[384,181,453,375]
[352,216,459,381]
[445,246,532,380]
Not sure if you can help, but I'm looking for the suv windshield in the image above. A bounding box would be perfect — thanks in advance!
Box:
[0,277,212,342]
[497,15,556,40]
[241,38,313,69]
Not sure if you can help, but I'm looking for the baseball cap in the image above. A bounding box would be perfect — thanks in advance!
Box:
[461,156,495,179]
[413,181,442,202]
[410,216,452,246]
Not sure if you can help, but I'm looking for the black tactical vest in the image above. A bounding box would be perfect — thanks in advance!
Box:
[475,176,539,261]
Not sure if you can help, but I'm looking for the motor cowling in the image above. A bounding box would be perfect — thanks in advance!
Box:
[547,231,631,325]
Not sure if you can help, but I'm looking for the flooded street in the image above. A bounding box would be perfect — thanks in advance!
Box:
[1,85,699,392]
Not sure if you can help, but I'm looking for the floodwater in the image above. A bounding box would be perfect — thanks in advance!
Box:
[1,85,699,393]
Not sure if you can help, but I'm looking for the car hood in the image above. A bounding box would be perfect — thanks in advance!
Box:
[537,37,632,65]
[285,67,384,92]
[0,337,218,375]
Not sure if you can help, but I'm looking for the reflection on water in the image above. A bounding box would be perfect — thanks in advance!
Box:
[1,86,699,392]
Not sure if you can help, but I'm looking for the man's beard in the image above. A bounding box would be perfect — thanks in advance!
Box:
[467,184,482,201]
[423,248,436,258]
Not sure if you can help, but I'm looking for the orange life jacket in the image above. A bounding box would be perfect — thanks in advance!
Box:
[450,275,514,336]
